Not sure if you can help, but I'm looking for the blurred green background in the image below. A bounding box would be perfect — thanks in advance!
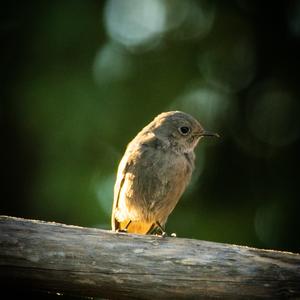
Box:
[2,0,300,253]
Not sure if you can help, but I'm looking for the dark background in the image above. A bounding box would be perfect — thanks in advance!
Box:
[2,0,300,257]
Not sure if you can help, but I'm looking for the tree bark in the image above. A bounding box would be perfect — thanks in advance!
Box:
[0,215,299,299]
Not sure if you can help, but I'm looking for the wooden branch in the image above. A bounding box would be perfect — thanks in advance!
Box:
[0,216,299,299]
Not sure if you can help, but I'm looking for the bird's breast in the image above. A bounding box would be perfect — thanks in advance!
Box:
[145,150,194,222]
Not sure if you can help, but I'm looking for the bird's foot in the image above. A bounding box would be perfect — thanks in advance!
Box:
[116,228,127,233]
[155,222,168,237]
[154,231,167,238]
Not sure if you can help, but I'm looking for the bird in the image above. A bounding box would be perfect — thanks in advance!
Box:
[111,111,219,235]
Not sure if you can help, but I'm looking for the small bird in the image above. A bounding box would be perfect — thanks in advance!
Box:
[111,111,219,235]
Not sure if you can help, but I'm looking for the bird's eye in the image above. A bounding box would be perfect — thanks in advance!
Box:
[178,126,190,135]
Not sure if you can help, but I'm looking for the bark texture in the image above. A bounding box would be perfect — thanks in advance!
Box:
[0,215,299,299]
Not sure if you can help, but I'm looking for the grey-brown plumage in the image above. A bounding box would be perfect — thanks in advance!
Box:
[111,111,218,235]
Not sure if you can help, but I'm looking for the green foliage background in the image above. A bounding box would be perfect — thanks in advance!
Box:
[2,1,300,253]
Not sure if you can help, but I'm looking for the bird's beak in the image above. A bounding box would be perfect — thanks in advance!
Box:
[199,130,220,138]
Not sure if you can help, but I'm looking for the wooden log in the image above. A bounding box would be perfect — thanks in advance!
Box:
[0,215,299,299]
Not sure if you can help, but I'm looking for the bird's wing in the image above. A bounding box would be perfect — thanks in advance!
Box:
[111,152,129,231]
[111,135,166,234]
[111,147,156,234]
